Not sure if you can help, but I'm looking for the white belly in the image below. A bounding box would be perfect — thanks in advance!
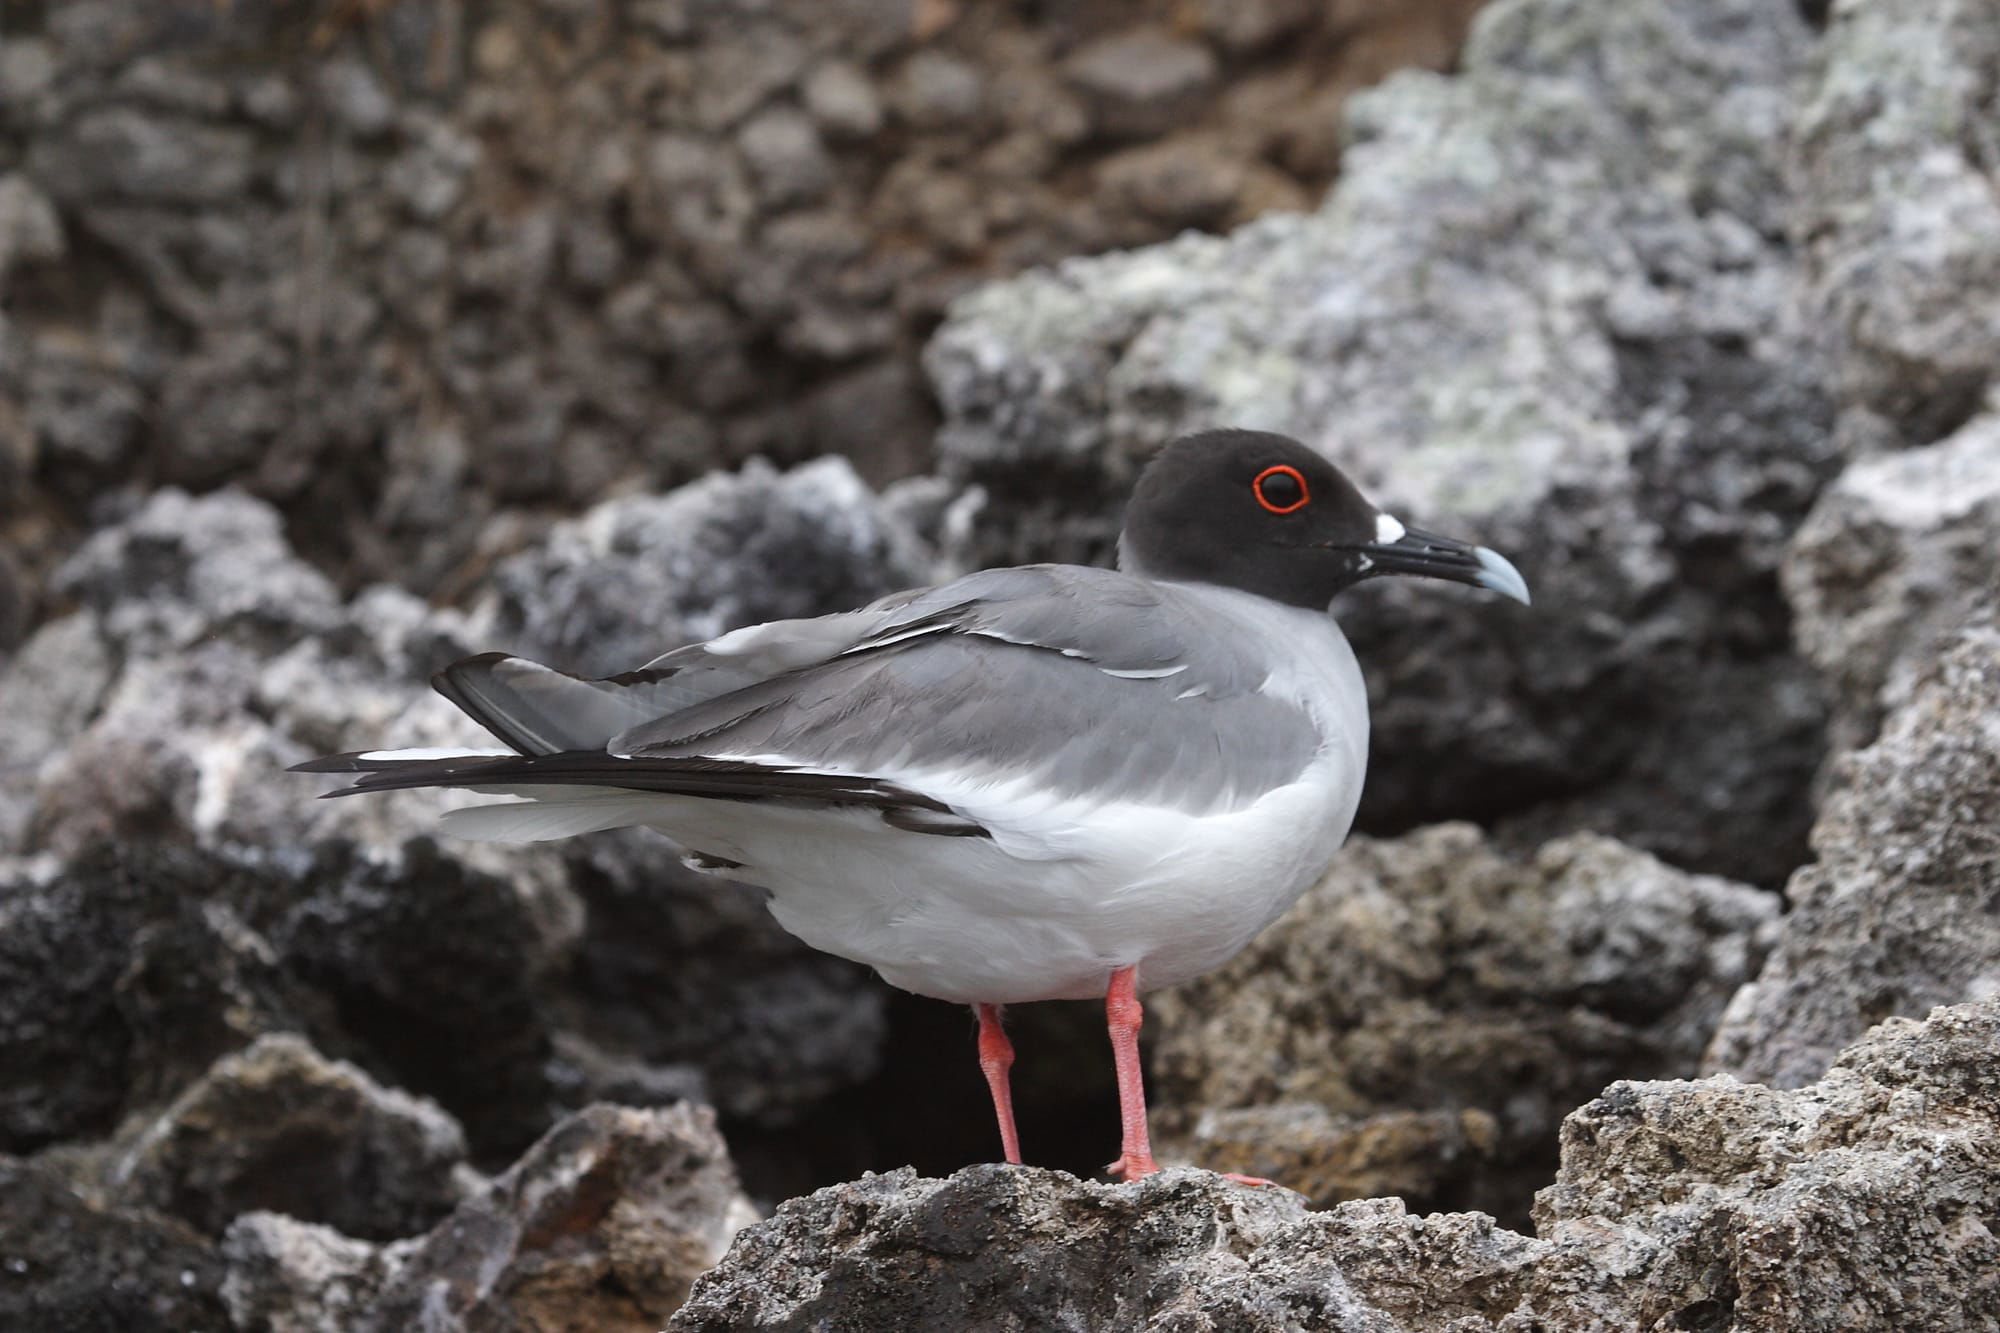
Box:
[648,595,1370,1004]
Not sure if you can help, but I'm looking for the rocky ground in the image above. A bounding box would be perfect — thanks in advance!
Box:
[5,0,2000,1329]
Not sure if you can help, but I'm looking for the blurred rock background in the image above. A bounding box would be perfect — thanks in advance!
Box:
[3,0,1999,1328]
[0,0,1483,620]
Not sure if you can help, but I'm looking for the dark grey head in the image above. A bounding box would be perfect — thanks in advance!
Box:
[1118,429,1530,611]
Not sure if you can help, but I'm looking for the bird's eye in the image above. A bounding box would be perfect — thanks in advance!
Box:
[1252,465,1310,515]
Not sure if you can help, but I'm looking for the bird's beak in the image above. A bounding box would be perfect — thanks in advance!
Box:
[1358,527,1531,605]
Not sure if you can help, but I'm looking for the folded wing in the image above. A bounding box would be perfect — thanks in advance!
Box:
[295,566,1321,837]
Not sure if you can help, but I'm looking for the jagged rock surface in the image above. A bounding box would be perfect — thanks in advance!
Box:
[927,0,1834,886]
[673,999,2000,1332]
[222,1102,756,1333]
[1518,1000,2000,1331]
[1789,0,2000,454]
[1782,415,2000,758]
[1705,609,2000,1088]
[484,455,929,677]
[0,837,576,1164]
[0,843,328,1155]
[1148,826,1775,1219]
[672,1165,1401,1333]
[103,1034,467,1243]
[0,1158,230,1332]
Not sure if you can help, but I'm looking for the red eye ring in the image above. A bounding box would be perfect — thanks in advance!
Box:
[1252,464,1311,515]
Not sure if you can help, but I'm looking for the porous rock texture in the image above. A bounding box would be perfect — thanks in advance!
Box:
[928,0,1835,886]
[1148,826,1776,1220]
[1782,415,2000,759]
[1789,0,2000,456]
[101,1033,468,1243]
[0,0,1482,627]
[484,455,930,677]
[1773,0,2000,771]
[0,1101,754,1333]
[1715,0,2000,1077]
[222,1102,757,1333]
[1704,607,2000,1090]
[0,837,572,1167]
[672,998,2000,1332]
[0,1157,231,1332]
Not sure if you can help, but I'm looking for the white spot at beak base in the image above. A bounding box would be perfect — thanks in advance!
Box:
[1374,512,1406,545]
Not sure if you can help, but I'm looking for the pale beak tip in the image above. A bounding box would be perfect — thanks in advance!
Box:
[1472,546,1532,607]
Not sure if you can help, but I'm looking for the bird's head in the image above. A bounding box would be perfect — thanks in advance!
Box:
[1118,429,1531,611]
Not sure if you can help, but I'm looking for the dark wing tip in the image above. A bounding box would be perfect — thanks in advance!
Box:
[430,650,517,698]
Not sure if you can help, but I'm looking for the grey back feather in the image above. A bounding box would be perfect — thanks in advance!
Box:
[613,566,1317,814]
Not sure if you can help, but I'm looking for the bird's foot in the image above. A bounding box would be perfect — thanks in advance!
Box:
[1104,1151,1160,1181]
[1104,1157,1277,1187]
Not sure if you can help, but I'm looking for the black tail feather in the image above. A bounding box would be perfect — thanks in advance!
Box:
[297,749,984,830]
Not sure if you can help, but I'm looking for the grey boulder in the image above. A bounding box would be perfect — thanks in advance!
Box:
[1782,414,2000,759]
[1790,0,2000,453]
[1706,606,2000,1088]
[103,1033,467,1242]
[0,1158,229,1332]
[222,1102,756,1333]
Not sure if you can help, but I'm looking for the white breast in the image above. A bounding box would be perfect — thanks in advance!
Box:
[664,586,1371,1005]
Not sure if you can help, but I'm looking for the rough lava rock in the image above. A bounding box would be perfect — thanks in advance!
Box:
[1516,1000,2000,1331]
[4,485,498,859]
[1781,414,2000,758]
[0,1157,230,1332]
[271,839,574,1160]
[1789,0,2000,453]
[1705,607,2000,1089]
[222,1102,757,1333]
[0,835,576,1165]
[672,1164,1404,1333]
[101,1033,467,1242]
[485,454,930,677]
[672,998,2000,1332]
[1148,825,1776,1219]
[926,0,1835,885]
[0,842,328,1154]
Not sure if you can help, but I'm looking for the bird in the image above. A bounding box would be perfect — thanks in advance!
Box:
[296,428,1529,1182]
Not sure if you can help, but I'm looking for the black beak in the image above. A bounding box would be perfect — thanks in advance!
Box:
[1358,527,1531,605]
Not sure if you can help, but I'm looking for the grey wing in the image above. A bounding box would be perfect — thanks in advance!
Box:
[298,590,984,828]
[613,566,1318,815]
[435,565,1212,759]
[306,565,1319,823]
[431,601,938,755]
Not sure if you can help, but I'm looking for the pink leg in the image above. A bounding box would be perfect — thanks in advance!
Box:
[975,1003,1022,1165]
[1103,965,1159,1180]
[1102,966,1276,1188]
